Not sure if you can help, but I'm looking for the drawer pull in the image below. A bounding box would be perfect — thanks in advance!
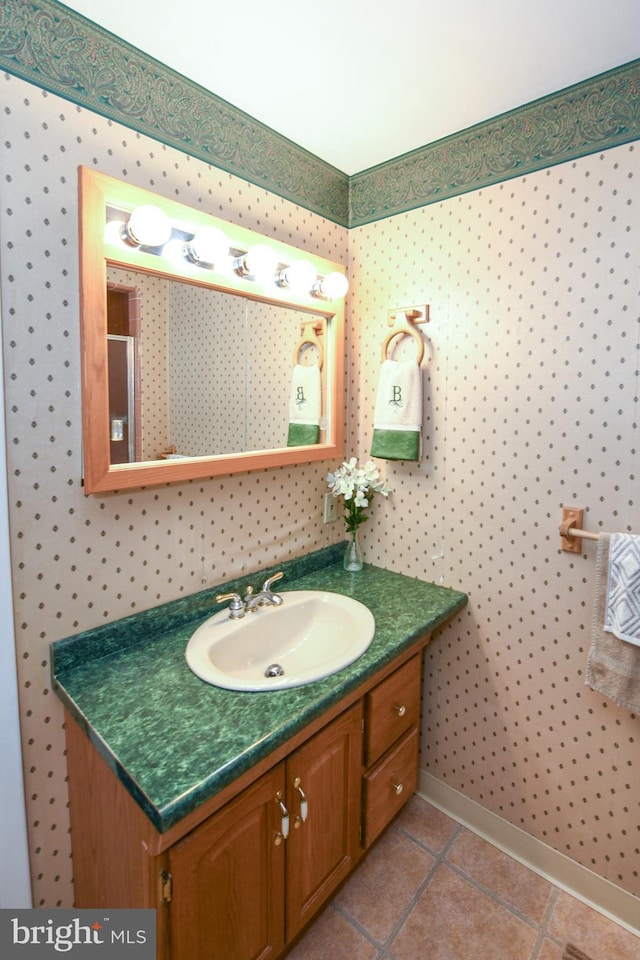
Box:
[275,791,290,844]
[392,781,404,796]
[394,704,406,717]
[293,777,308,827]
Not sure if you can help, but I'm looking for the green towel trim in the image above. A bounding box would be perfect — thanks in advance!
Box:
[287,423,320,446]
[371,428,420,461]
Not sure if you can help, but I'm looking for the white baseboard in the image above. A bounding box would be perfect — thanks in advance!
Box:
[418,770,639,937]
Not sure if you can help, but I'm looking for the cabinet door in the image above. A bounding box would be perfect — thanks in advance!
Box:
[169,765,286,960]
[285,702,363,941]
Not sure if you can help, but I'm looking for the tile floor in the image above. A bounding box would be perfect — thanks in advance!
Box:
[286,796,639,960]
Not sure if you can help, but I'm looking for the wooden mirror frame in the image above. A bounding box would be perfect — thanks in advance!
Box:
[78,166,346,494]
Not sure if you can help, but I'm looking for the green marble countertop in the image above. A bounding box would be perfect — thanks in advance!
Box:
[52,546,467,833]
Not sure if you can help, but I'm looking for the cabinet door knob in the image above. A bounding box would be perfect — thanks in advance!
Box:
[394,704,406,717]
[275,791,290,844]
[392,781,404,796]
[293,776,308,827]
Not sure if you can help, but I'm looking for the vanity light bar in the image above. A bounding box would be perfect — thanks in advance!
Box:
[111,204,348,300]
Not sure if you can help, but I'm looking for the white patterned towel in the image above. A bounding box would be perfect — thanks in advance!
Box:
[604,533,640,646]
[586,534,640,712]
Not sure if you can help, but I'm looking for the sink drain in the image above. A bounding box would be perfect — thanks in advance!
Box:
[264,663,285,678]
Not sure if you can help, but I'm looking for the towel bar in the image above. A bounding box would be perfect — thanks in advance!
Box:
[560,506,601,552]
[564,527,600,542]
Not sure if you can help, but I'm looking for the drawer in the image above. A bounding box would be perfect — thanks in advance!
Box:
[364,654,421,766]
[363,726,418,847]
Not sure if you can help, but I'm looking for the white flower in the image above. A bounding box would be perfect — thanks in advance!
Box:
[327,458,389,533]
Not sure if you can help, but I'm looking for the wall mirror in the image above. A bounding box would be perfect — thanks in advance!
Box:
[78,167,347,494]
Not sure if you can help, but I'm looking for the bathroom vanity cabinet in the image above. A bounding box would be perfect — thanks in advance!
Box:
[54,552,467,960]
[65,652,423,960]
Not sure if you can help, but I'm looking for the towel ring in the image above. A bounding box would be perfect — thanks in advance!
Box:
[381,313,425,365]
[293,320,324,370]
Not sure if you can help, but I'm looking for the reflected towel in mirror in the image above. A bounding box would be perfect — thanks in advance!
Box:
[287,364,321,446]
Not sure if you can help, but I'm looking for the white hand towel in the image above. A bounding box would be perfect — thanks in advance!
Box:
[287,364,321,446]
[370,359,422,461]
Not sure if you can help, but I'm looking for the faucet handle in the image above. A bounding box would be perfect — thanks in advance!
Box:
[215,591,245,619]
[261,571,284,592]
[243,584,255,605]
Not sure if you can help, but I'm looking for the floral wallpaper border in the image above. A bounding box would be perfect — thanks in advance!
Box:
[0,0,350,225]
[350,59,640,226]
[0,1,638,228]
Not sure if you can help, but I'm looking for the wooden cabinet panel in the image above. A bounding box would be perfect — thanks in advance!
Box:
[169,765,286,960]
[363,726,419,847]
[285,702,363,941]
[364,654,422,766]
[167,703,364,957]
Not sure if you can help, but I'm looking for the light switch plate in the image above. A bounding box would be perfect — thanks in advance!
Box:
[323,493,338,523]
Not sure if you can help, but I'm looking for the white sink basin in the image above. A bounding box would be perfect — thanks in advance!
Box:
[185,590,375,691]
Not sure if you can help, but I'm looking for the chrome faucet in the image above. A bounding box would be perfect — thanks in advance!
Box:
[244,572,284,613]
[215,591,246,620]
[216,571,284,618]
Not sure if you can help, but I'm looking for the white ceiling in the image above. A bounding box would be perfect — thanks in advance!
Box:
[60,0,640,175]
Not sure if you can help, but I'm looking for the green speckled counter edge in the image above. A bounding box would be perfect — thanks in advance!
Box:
[52,547,467,833]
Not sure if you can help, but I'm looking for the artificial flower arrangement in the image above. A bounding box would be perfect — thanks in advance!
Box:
[327,458,389,569]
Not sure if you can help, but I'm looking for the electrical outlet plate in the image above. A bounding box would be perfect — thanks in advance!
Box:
[323,493,338,523]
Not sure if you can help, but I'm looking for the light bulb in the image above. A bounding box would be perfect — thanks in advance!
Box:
[123,205,172,247]
[234,244,279,281]
[104,219,125,246]
[184,227,228,266]
[314,271,349,300]
[277,260,317,295]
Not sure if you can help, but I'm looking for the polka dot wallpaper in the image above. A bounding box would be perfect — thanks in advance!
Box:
[1,68,638,911]
[349,147,639,896]
[166,283,247,456]
[0,72,347,906]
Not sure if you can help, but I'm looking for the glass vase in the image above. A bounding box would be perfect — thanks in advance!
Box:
[343,529,364,572]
